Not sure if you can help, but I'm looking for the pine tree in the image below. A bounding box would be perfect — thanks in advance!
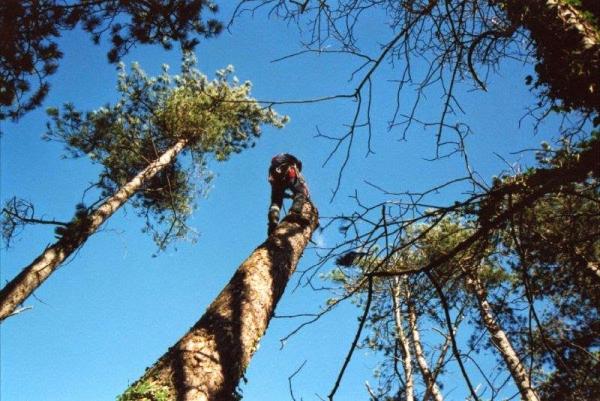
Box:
[0,0,223,122]
[117,201,318,401]
[0,54,288,321]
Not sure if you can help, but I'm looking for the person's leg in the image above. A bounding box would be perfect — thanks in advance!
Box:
[268,183,285,235]
[288,167,310,214]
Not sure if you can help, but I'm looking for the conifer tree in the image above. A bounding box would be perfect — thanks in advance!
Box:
[0,54,287,321]
[329,218,543,401]
[117,201,319,401]
[233,1,599,398]
[0,0,223,122]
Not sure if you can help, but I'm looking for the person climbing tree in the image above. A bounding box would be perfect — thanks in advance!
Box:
[118,177,320,401]
[267,153,310,235]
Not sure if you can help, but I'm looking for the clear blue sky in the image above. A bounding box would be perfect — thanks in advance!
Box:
[1,4,564,401]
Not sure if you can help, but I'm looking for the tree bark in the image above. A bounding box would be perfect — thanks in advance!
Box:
[502,0,600,111]
[587,261,600,281]
[406,298,444,401]
[118,201,319,401]
[465,271,540,401]
[0,138,189,321]
[390,277,415,401]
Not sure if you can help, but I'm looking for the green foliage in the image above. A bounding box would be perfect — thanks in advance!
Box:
[537,348,600,401]
[464,138,600,395]
[324,133,600,397]
[513,0,600,113]
[44,53,287,250]
[495,185,600,397]
[0,0,222,123]
[324,217,482,397]
[156,61,288,160]
[563,0,600,30]
[117,381,171,401]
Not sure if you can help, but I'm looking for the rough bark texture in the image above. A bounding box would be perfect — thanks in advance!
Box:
[406,299,444,401]
[0,139,189,321]
[390,278,414,401]
[465,272,540,401]
[120,201,319,401]
[503,0,600,111]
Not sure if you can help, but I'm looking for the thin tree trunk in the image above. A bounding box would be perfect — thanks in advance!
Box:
[390,277,415,401]
[0,138,189,321]
[503,0,600,111]
[119,201,319,401]
[406,298,444,401]
[465,271,540,401]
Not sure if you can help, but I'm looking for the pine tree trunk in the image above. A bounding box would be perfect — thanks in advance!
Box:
[465,271,540,401]
[0,138,189,321]
[390,277,415,401]
[502,0,600,111]
[406,298,444,401]
[118,201,319,401]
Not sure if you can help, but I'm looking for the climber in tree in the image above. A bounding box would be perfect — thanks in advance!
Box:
[267,153,310,235]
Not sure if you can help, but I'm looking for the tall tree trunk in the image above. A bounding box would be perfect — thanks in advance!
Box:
[465,271,540,401]
[118,201,319,401]
[502,0,600,111]
[0,138,189,321]
[390,277,415,401]
[406,298,444,401]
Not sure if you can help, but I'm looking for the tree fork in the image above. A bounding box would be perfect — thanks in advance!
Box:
[0,138,189,321]
[120,201,319,401]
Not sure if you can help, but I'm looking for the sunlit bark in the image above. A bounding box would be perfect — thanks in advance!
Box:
[406,298,444,401]
[120,201,319,401]
[503,0,600,111]
[390,277,415,401]
[465,271,540,401]
[0,139,189,321]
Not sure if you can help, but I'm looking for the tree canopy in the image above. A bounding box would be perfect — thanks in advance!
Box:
[2,1,599,400]
[0,0,222,122]
[0,54,287,322]
[4,54,286,249]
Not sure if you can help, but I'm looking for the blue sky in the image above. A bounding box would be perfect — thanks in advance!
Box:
[1,4,566,401]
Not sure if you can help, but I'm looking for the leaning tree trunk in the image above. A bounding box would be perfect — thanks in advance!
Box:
[0,138,189,321]
[465,271,540,401]
[502,0,600,112]
[118,201,319,401]
[390,277,415,401]
[406,298,444,401]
